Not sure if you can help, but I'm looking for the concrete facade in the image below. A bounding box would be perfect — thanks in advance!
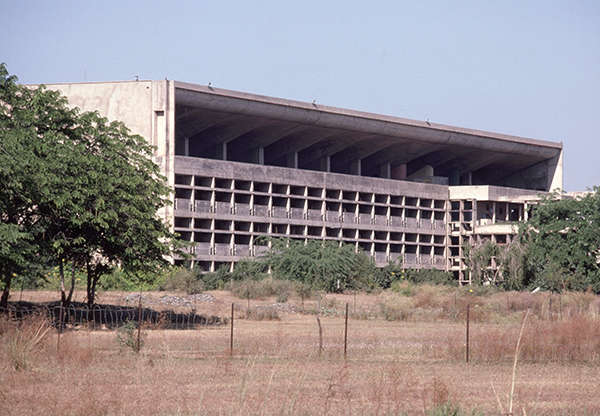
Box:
[45,80,564,283]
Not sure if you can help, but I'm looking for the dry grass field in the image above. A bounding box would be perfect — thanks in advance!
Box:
[2,287,600,415]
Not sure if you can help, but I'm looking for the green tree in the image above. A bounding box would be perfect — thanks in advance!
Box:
[0,63,182,308]
[265,238,377,292]
[520,189,600,292]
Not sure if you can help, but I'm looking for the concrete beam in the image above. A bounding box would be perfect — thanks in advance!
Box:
[329,137,395,167]
[227,123,307,156]
[176,110,234,139]
[265,128,342,162]
[461,153,506,174]
[298,133,368,166]
[188,118,267,157]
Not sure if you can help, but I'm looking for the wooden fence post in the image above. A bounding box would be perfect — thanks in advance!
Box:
[316,316,323,356]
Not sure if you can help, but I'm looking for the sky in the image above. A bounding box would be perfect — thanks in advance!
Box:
[1,0,598,191]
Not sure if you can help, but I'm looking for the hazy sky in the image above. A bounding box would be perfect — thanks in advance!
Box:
[2,0,598,191]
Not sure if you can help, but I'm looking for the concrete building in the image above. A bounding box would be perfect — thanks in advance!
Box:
[46,80,563,283]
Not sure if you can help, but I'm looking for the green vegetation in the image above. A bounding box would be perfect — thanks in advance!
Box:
[521,188,600,292]
[0,63,182,307]
[116,321,146,353]
[463,189,600,293]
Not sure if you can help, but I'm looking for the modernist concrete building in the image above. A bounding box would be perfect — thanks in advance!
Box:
[47,80,563,283]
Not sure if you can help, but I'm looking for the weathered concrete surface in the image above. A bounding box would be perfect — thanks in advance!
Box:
[44,80,176,229]
[175,156,449,200]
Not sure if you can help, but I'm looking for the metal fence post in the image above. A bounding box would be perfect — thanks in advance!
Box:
[344,303,349,360]
[230,303,234,355]
[466,303,470,364]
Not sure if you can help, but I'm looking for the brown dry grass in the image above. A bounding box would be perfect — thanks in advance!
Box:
[2,289,600,415]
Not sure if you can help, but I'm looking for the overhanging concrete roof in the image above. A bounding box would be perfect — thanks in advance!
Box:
[174,81,562,159]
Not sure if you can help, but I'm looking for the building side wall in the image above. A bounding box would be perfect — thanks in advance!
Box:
[47,81,154,139]
[47,80,176,229]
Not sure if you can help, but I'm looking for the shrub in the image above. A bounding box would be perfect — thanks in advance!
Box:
[228,277,297,302]
[390,280,415,296]
[378,295,414,321]
[406,269,455,286]
[229,279,269,300]
[245,307,280,321]
[159,267,204,294]
[373,260,404,289]
[269,279,296,303]
[266,239,379,292]
[296,282,313,309]
[228,259,268,281]
[116,321,146,353]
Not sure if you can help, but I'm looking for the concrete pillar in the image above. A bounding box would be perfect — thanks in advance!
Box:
[286,152,298,168]
[391,163,407,180]
[184,137,190,156]
[379,162,391,179]
[319,156,331,172]
[449,169,460,186]
[349,159,361,175]
[518,204,523,221]
[216,142,227,160]
[250,147,264,164]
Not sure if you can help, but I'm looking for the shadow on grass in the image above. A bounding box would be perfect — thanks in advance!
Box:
[2,300,226,330]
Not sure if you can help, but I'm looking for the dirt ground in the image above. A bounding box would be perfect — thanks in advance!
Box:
[2,290,599,415]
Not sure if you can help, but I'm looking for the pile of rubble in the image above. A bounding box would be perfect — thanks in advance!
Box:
[253,302,299,313]
[124,293,215,308]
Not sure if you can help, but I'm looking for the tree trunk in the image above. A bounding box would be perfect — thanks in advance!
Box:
[0,274,11,309]
[89,273,100,307]
[66,263,75,306]
[86,261,93,308]
[59,259,66,305]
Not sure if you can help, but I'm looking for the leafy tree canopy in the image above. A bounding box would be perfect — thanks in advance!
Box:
[520,188,600,292]
[0,63,182,307]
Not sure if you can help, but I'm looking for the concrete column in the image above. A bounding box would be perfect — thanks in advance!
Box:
[257,147,264,165]
[379,162,391,179]
[319,156,331,172]
[391,163,407,180]
[449,169,460,186]
[248,146,264,164]
[184,137,190,156]
[518,204,523,221]
[349,159,361,175]
[286,152,298,168]
[216,142,228,160]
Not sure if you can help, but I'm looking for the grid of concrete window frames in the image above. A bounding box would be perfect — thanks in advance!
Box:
[172,170,448,273]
